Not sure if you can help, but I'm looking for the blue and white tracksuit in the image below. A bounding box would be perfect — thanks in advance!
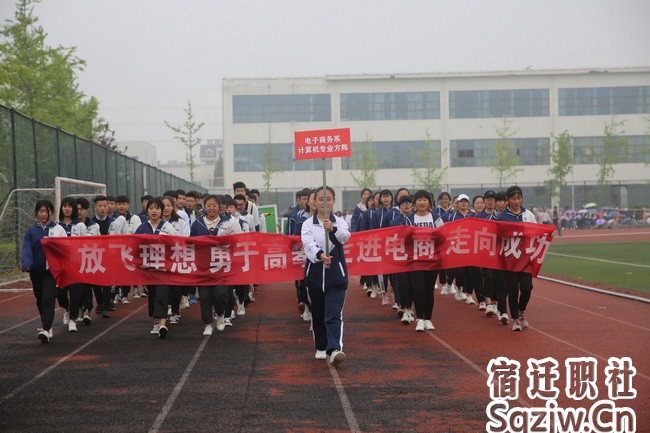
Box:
[301,214,351,354]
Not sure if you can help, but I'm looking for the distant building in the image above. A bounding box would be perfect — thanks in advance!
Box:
[158,139,224,190]
[118,140,157,166]
[221,68,650,211]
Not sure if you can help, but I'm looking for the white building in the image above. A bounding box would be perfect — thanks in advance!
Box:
[157,139,224,190]
[222,68,650,211]
[118,140,158,166]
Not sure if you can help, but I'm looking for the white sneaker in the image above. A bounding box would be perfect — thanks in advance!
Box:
[167,307,172,316]
[248,290,256,302]
[415,319,425,332]
[401,312,411,324]
[38,328,50,343]
[485,304,496,317]
[168,315,180,324]
[465,295,476,305]
[150,323,161,334]
[82,310,92,325]
[302,309,311,322]
[499,313,509,325]
[381,293,391,306]
[512,317,523,331]
[216,315,226,331]
[223,317,233,327]
[362,283,368,291]
[441,283,450,295]
[434,282,439,289]
[315,350,327,360]
[237,303,245,316]
[454,290,466,301]
[230,310,236,319]
[68,321,77,332]
[391,303,400,311]
[449,283,458,294]
[62,311,70,325]
[370,285,378,299]
[478,302,486,310]
[330,350,346,366]
[424,320,435,330]
[121,297,130,304]
[407,310,415,323]
[133,288,141,298]
[203,324,213,336]
[180,296,190,309]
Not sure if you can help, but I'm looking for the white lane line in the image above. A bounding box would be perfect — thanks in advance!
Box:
[558,232,650,240]
[528,326,650,381]
[0,315,41,336]
[328,364,362,433]
[0,292,30,303]
[149,335,210,433]
[428,332,532,408]
[532,294,650,332]
[0,304,147,404]
[547,252,650,269]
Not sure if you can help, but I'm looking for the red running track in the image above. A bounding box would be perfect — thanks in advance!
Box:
[0,273,648,433]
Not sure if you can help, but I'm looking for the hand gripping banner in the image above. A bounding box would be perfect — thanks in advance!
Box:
[42,219,556,288]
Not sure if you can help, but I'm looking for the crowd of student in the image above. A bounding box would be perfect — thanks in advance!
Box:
[22,181,545,368]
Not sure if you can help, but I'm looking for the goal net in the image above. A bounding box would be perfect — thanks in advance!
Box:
[0,177,106,281]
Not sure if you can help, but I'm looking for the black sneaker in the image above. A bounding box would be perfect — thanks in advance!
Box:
[158,326,168,339]
[102,311,110,319]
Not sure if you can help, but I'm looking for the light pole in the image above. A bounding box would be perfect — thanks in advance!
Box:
[571,137,575,210]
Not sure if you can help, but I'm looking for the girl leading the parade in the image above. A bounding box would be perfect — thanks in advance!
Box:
[301,186,351,366]
[21,200,67,343]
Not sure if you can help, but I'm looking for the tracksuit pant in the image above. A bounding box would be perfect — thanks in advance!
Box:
[30,270,57,331]
[411,270,438,320]
[505,271,533,320]
[198,285,230,324]
[147,285,170,319]
[307,285,346,354]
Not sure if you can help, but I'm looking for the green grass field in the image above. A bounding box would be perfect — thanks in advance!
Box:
[541,242,650,293]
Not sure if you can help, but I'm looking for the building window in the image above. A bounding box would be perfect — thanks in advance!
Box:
[572,135,650,164]
[449,89,549,118]
[450,138,550,167]
[559,86,650,116]
[340,92,440,121]
[341,140,441,169]
[233,94,331,123]
[234,143,332,172]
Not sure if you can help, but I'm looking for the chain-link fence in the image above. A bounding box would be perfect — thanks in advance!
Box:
[0,104,206,278]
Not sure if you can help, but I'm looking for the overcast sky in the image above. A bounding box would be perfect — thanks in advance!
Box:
[3,0,650,163]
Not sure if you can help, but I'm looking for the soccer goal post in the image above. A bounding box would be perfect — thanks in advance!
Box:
[54,177,107,222]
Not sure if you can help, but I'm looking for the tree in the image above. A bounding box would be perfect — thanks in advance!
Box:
[165,100,204,183]
[489,117,522,188]
[350,137,378,189]
[547,130,573,204]
[594,116,626,185]
[411,129,447,193]
[261,125,282,194]
[0,0,102,139]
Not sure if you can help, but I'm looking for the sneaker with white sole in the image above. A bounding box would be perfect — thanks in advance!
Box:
[315,350,327,360]
[434,282,439,289]
[330,350,346,366]
[485,304,496,317]
[302,309,311,322]
[424,320,435,330]
[158,325,168,338]
[449,283,458,294]
[38,328,50,343]
[381,294,391,306]
[455,290,467,301]
[216,315,226,331]
[440,283,450,295]
[401,312,411,325]
[499,313,509,325]
[150,323,161,335]
[478,302,486,311]
[465,294,476,305]
[519,311,529,328]
[391,303,400,311]
[121,297,130,304]
[203,324,213,336]
[415,319,425,332]
[223,317,233,327]
[512,317,523,331]
[370,285,378,299]
[62,311,70,326]
[168,315,180,325]
[133,288,140,298]
[237,303,245,316]
[180,296,189,309]
[82,310,92,325]
[68,321,77,332]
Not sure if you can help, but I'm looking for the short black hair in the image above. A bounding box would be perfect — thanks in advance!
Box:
[94,195,108,203]
[176,189,187,196]
[140,194,152,203]
[296,188,311,199]
[413,190,432,207]
[163,190,178,199]
[34,199,55,216]
[233,181,246,190]
[106,195,116,202]
[506,185,523,198]
[77,197,90,209]
[115,195,130,204]
[495,191,507,201]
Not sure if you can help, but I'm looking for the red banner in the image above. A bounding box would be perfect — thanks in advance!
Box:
[294,128,351,160]
[42,219,555,288]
